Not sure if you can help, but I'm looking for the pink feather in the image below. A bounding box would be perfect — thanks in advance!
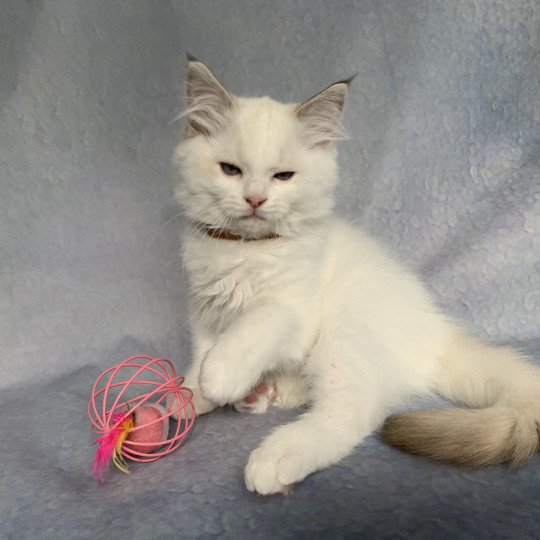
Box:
[92,412,133,483]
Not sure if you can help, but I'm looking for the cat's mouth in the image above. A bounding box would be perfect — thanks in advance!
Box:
[240,210,266,221]
[241,214,266,221]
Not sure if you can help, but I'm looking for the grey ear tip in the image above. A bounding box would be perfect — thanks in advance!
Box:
[340,73,358,86]
[186,52,199,63]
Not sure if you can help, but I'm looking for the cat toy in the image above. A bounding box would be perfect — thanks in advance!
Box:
[87,355,195,483]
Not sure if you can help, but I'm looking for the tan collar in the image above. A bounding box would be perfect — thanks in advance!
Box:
[203,225,280,242]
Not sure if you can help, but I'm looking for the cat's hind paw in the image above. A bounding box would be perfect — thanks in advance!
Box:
[234,382,278,414]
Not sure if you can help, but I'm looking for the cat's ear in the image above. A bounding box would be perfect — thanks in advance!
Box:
[295,77,353,147]
[184,55,234,137]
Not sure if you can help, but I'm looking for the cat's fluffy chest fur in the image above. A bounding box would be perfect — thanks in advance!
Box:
[184,224,325,334]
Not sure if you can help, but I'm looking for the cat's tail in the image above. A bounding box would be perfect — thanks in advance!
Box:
[381,331,540,467]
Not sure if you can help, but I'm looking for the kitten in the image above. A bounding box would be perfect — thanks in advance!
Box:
[173,57,540,495]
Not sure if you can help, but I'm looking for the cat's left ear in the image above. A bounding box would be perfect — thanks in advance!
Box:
[184,55,234,137]
[295,77,353,147]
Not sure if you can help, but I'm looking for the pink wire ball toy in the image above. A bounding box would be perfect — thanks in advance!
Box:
[87,355,196,483]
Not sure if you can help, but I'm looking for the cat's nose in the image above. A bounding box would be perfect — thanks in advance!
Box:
[244,195,267,208]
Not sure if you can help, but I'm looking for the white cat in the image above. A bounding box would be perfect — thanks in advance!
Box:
[173,57,540,495]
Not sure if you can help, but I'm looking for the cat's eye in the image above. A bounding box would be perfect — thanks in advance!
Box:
[273,171,295,181]
[220,162,242,176]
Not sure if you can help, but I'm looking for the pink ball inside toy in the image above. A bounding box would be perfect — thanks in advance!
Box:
[126,403,169,454]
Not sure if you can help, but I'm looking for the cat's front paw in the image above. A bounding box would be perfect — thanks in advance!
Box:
[244,434,311,495]
[168,385,217,418]
[199,348,250,405]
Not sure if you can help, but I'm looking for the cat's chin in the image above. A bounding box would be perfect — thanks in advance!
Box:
[234,217,278,239]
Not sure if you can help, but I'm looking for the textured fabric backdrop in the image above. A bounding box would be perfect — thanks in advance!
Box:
[1,1,539,538]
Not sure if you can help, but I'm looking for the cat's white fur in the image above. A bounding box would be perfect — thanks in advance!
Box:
[173,59,540,495]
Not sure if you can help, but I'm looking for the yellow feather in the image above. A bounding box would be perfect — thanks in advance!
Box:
[112,418,134,475]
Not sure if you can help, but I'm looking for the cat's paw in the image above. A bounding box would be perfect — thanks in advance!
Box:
[244,435,312,495]
[199,348,250,405]
[234,382,278,414]
[168,385,217,419]
[236,374,311,414]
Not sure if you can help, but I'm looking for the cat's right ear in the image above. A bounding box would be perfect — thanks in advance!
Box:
[184,55,234,137]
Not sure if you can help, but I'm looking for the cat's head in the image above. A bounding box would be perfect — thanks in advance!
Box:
[175,57,350,239]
